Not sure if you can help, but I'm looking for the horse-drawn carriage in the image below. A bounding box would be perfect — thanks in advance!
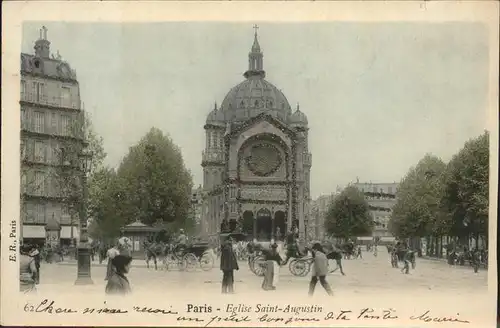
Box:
[248,240,346,277]
[161,241,215,271]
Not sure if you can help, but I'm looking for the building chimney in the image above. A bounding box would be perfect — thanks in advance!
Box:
[34,26,51,58]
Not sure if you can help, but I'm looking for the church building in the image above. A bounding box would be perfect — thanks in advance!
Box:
[201,27,312,242]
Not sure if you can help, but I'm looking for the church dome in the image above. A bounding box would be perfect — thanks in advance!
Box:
[219,27,291,122]
[290,107,308,125]
[221,78,290,113]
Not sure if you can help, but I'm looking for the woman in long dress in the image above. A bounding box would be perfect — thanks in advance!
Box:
[262,243,282,291]
[105,255,133,295]
[20,244,38,293]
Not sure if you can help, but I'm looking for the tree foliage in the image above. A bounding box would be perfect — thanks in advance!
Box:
[91,128,194,237]
[324,185,373,240]
[389,132,489,241]
[389,154,447,238]
[441,132,489,239]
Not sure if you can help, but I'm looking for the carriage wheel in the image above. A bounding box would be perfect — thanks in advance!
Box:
[290,259,308,277]
[200,252,214,271]
[183,253,198,271]
[300,260,312,277]
[252,256,266,277]
[248,256,257,274]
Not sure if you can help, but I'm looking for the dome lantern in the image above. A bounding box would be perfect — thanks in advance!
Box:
[243,25,265,79]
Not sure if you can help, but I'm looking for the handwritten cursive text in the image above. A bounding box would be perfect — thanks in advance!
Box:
[24,299,77,314]
[205,313,251,327]
[410,310,470,324]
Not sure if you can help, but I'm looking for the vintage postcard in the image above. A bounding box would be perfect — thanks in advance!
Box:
[1,1,498,327]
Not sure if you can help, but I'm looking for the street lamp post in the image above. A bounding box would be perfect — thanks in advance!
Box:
[75,148,93,285]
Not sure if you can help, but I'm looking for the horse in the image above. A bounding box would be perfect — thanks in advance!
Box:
[144,241,167,270]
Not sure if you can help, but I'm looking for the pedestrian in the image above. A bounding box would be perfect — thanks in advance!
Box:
[391,249,399,268]
[356,246,362,259]
[118,237,132,257]
[220,237,239,294]
[29,245,41,284]
[105,242,120,281]
[105,255,133,295]
[401,249,412,274]
[471,248,480,273]
[262,243,282,291]
[410,249,416,269]
[309,243,333,296]
[327,248,345,275]
[20,244,38,293]
[282,229,300,266]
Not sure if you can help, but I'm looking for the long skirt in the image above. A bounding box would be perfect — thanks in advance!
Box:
[262,260,279,290]
[20,274,36,293]
[105,259,113,280]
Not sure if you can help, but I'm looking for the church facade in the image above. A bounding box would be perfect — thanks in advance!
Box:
[201,29,312,242]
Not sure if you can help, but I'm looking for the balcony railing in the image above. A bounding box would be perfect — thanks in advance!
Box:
[21,92,80,110]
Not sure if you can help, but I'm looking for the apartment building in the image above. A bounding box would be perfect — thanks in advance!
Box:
[353,181,399,238]
[20,26,85,245]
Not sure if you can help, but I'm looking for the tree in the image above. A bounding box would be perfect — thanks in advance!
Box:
[441,132,489,246]
[324,185,373,240]
[113,127,194,230]
[389,154,447,238]
[87,167,120,240]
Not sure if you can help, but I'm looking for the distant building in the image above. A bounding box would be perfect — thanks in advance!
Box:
[20,26,84,245]
[353,182,399,237]
[310,189,341,240]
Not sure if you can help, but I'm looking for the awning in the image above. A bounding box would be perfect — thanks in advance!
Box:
[380,236,396,242]
[22,225,45,239]
[61,226,79,239]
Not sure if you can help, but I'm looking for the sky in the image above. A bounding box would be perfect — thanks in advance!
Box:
[22,22,490,199]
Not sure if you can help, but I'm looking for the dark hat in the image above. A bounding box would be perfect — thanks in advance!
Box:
[312,243,323,252]
[271,243,278,249]
[111,255,133,273]
[20,244,32,254]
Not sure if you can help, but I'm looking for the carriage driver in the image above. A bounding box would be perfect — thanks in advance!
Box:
[281,228,300,266]
[175,229,188,254]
